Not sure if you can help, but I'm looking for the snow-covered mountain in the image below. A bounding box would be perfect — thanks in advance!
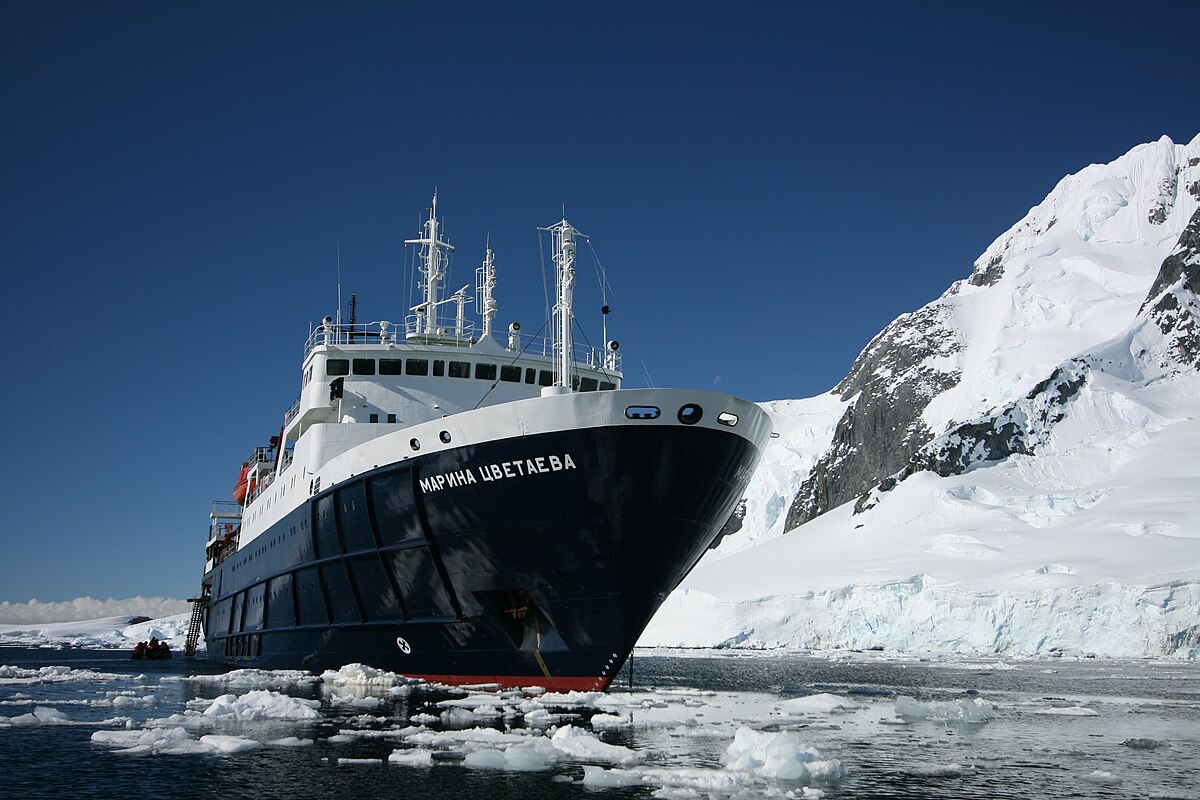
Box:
[645,134,1200,658]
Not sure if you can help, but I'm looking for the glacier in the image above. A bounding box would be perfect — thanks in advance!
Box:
[644,133,1200,659]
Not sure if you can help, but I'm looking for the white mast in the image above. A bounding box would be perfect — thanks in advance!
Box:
[539,219,581,390]
[404,193,454,336]
[451,285,471,338]
[476,242,497,339]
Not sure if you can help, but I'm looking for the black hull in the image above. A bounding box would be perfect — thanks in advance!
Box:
[203,423,759,690]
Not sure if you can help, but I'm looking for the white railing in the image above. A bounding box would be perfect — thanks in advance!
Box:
[302,319,622,373]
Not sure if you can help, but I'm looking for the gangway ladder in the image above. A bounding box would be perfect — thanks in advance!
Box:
[183,589,209,657]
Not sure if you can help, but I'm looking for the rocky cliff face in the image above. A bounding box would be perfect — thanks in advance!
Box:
[852,207,1200,513]
[783,302,963,529]
[780,134,1200,536]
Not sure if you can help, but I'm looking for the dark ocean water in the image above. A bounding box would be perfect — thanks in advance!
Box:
[2,646,1198,799]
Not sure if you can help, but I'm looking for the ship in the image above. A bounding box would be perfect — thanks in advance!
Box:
[186,196,771,691]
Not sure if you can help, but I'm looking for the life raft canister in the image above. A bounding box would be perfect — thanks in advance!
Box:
[232,462,256,504]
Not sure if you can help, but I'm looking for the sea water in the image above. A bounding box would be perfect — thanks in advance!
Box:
[1,646,1197,799]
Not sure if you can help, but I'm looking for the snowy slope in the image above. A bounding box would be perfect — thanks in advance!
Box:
[644,134,1200,658]
[786,134,1200,529]
[0,613,194,650]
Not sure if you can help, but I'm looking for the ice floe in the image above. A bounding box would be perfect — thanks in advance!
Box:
[894,695,994,722]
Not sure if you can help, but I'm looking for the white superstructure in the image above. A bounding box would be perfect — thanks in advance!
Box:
[208,199,627,569]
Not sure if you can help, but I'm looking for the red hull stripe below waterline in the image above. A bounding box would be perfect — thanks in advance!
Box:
[407,673,613,692]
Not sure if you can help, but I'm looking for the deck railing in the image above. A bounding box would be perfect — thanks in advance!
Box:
[301,319,621,372]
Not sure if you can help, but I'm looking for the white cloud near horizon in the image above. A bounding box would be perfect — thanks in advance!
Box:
[0,596,190,624]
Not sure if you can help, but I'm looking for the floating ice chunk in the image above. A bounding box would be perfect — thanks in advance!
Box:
[199,690,321,721]
[1033,705,1099,716]
[776,693,865,713]
[0,665,134,685]
[7,706,69,725]
[1081,770,1122,785]
[550,725,644,765]
[589,712,633,729]
[536,691,604,708]
[905,763,978,776]
[403,726,531,749]
[409,713,438,725]
[636,766,746,793]
[1122,737,1169,749]
[334,757,383,765]
[320,663,421,691]
[167,668,318,691]
[329,693,383,709]
[669,725,736,739]
[722,727,844,782]
[109,693,157,708]
[522,707,565,726]
[92,726,210,755]
[388,748,434,766]
[440,707,477,726]
[199,734,262,754]
[463,741,554,772]
[437,692,521,710]
[894,696,993,722]
[580,765,643,787]
[266,736,313,747]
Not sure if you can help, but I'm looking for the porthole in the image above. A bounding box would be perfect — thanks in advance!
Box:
[717,411,739,427]
[409,438,421,451]
[439,430,452,444]
[625,405,660,420]
[678,403,703,425]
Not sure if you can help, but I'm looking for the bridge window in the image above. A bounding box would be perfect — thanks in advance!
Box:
[405,359,429,376]
[501,365,522,382]
[524,368,536,384]
[432,360,445,377]
[352,358,375,375]
[475,363,497,381]
[449,361,470,378]
[326,359,349,376]
[579,377,598,392]
[600,381,616,391]
[380,359,403,375]
[538,370,553,387]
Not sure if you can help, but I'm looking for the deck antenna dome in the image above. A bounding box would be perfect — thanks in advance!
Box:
[477,234,497,339]
[404,190,454,338]
[538,217,586,393]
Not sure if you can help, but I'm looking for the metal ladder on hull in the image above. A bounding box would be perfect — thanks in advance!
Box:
[183,590,209,657]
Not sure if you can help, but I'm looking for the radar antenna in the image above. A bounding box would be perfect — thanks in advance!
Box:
[404,192,454,336]
[538,218,584,390]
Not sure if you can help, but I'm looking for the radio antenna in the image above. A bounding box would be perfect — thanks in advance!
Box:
[336,239,343,327]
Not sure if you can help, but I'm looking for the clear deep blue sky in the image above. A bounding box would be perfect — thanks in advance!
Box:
[2,1,1197,604]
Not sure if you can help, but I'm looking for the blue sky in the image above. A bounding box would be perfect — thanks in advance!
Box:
[2,1,1197,605]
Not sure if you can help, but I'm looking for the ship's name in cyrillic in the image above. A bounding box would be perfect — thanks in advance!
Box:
[419,453,577,493]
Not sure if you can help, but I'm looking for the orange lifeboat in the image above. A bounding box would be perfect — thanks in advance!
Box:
[232,463,256,505]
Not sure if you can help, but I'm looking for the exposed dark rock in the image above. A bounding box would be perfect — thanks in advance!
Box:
[1140,208,1200,314]
[852,364,1091,514]
[1141,210,1200,374]
[784,303,963,530]
[1147,171,1177,225]
[1188,179,1200,200]
[969,254,1005,287]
